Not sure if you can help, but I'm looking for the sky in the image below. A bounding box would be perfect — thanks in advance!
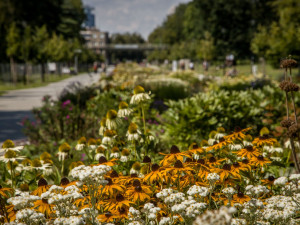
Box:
[82,0,191,39]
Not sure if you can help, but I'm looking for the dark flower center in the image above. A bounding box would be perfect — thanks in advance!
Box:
[242,159,249,164]
[209,157,216,163]
[259,134,270,140]
[143,156,152,163]
[237,192,244,198]
[193,144,198,149]
[60,177,70,186]
[135,186,142,192]
[185,158,193,163]
[219,137,225,142]
[233,162,240,168]
[197,159,205,165]
[170,145,180,154]
[234,127,242,132]
[38,178,48,187]
[268,176,275,182]
[151,164,160,172]
[116,194,125,202]
[99,156,108,164]
[213,141,218,145]
[110,170,119,178]
[132,179,141,187]
[105,211,112,218]
[106,178,113,185]
[174,160,184,168]
[42,198,48,204]
[131,174,138,178]
[245,146,254,152]
[222,164,231,171]
[118,207,126,214]
[257,155,264,161]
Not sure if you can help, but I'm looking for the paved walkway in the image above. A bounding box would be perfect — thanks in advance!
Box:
[0,73,100,142]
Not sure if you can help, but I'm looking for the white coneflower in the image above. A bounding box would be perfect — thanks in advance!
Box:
[0,149,25,163]
[30,158,51,172]
[118,101,132,117]
[57,143,70,162]
[95,146,106,160]
[0,139,24,153]
[130,85,150,105]
[75,137,87,151]
[110,146,120,159]
[130,162,141,174]
[99,117,107,136]
[106,109,122,130]
[120,148,130,162]
[127,123,142,141]
[88,138,98,151]
[102,130,117,145]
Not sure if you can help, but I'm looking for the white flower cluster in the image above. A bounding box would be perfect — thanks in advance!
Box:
[159,217,171,225]
[75,143,85,151]
[120,155,129,162]
[187,185,209,197]
[207,173,220,184]
[229,144,243,151]
[193,206,236,225]
[53,216,84,225]
[15,208,45,225]
[143,203,161,223]
[164,192,186,205]
[222,187,236,196]
[289,174,300,181]
[241,198,264,215]
[156,188,174,199]
[128,207,144,224]
[262,195,298,223]
[69,164,111,185]
[7,193,40,210]
[184,201,207,218]
[245,185,269,197]
[274,176,288,186]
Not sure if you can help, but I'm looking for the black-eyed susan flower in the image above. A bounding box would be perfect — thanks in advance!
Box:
[33,198,53,218]
[144,164,164,184]
[0,185,14,198]
[206,137,232,151]
[126,181,152,202]
[231,192,251,204]
[236,145,260,159]
[212,164,240,181]
[224,127,251,141]
[32,178,51,196]
[105,193,132,211]
[97,211,117,223]
[101,178,125,196]
[159,145,189,166]
[262,175,276,186]
[251,155,271,167]
[96,156,117,167]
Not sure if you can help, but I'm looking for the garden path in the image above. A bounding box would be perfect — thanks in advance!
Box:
[0,73,100,142]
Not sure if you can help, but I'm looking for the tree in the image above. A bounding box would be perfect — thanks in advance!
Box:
[251,0,300,66]
[33,25,50,82]
[6,22,20,84]
[20,25,34,84]
[197,32,215,62]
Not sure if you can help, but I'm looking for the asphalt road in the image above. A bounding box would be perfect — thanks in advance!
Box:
[0,73,100,142]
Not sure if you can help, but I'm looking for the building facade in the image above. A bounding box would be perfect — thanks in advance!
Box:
[82,5,95,28]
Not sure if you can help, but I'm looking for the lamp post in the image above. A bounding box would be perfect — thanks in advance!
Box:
[74,49,82,74]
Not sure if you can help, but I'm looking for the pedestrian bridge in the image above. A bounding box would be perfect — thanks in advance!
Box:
[96,43,168,51]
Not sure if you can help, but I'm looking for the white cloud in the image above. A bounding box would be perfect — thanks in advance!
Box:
[82,0,191,38]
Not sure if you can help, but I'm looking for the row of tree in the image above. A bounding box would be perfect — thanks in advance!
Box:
[0,0,100,83]
[147,0,300,65]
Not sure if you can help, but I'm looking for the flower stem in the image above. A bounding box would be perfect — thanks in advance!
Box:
[61,160,65,176]
[141,105,146,136]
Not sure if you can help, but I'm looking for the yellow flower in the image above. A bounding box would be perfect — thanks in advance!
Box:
[105,194,132,211]
[159,145,190,166]
[33,199,54,218]
[250,155,271,167]
[236,146,260,159]
[31,178,50,196]
[101,178,125,196]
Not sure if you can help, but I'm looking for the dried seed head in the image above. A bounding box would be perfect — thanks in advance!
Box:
[280,118,295,128]
[280,58,298,68]
[287,124,300,138]
[279,80,289,91]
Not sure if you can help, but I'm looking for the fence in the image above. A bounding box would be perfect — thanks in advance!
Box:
[0,63,93,84]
